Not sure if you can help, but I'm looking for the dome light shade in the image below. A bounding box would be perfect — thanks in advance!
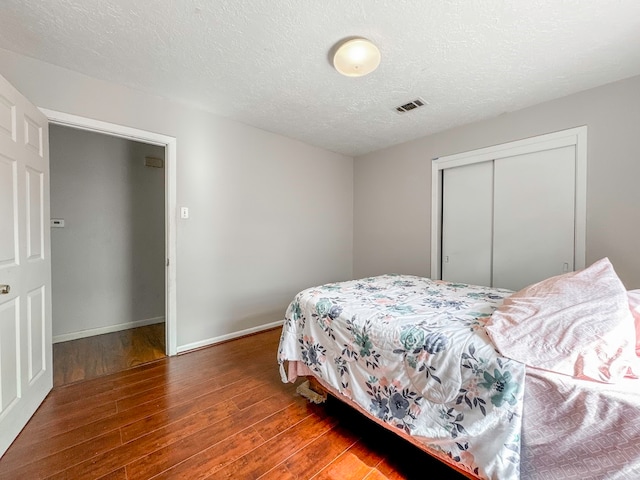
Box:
[333,38,380,77]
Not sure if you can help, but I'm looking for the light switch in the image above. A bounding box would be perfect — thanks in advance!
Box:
[51,218,65,228]
[180,207,189,219]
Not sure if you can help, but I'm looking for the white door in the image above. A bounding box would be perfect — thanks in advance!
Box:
[0,73,52,457]
[492,146,575,290]
[441,161,493,286]
[432,127,586,286]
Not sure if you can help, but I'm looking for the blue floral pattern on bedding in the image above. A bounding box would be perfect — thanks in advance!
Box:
[278,274,525,480]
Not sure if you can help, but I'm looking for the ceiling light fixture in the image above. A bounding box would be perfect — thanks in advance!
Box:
[332,38,380,77]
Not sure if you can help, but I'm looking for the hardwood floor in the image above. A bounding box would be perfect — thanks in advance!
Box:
[1,327,466,479]
[53,323,166,387]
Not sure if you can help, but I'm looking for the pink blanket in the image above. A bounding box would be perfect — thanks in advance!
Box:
[521,367,640,479]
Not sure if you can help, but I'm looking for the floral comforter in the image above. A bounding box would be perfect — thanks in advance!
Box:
[278,274,525,480]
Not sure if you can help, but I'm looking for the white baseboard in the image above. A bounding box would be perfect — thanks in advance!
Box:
[53,316,166,343]
[177,319,284,354]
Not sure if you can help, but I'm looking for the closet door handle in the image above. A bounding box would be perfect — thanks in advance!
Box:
[0,284,10,295]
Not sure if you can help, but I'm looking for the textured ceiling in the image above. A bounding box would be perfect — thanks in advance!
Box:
[1,1,640,156]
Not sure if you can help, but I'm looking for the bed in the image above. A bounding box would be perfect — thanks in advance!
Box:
[277,258,640,480]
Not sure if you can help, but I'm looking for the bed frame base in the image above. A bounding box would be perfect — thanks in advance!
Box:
[296,377,328,404]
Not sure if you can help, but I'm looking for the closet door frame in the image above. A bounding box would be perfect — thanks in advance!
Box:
[430,126,587,281]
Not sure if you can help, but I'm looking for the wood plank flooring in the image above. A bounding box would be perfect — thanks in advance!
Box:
[53,323,166,387]
[1,327,467,479]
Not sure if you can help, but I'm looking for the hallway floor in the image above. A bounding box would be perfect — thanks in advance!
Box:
[52,322,166,387]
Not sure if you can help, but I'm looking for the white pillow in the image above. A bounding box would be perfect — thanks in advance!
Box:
[485,258,639,383]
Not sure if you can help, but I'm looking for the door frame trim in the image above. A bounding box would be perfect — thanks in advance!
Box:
[40,108,178,356]
[430,126,587,281]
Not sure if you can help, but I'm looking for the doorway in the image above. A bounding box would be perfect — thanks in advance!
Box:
[42,109,178,385]
[49,124,166,384]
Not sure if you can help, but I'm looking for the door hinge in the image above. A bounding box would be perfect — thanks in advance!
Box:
[166,258,170,267]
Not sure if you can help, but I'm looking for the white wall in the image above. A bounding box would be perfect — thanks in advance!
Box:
[0,48,354,350]
[50,125,165,340]
[354,74,640,289]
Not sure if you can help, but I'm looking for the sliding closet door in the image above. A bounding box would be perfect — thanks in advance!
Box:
[492,146,576,290]
[441,161,493,286]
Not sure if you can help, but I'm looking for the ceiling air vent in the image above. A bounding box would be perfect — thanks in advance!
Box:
[395,97,426,114]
